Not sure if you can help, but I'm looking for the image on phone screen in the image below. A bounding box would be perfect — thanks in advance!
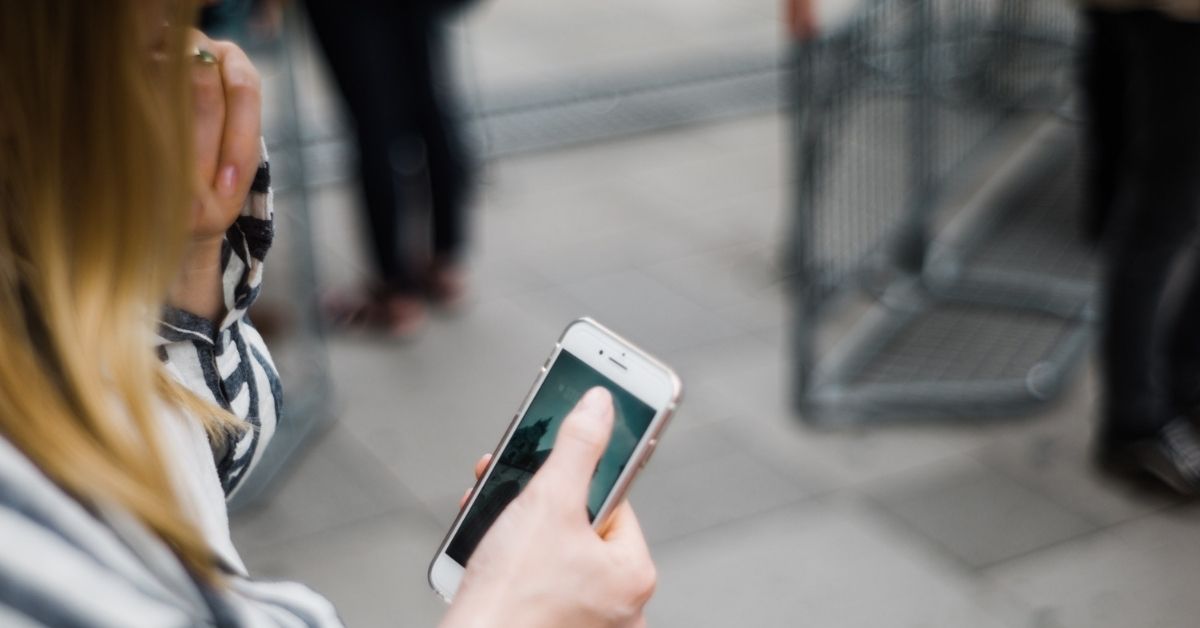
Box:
[445,349,657,566]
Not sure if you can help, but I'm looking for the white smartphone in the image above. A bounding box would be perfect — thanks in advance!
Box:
[427,317,683,602]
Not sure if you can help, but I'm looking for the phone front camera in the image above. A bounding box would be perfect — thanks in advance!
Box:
[599,350,605,355]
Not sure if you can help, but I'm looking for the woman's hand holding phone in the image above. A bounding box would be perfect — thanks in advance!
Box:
[441,387,658,628]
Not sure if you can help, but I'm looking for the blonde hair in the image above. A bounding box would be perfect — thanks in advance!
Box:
[0,2,239,582]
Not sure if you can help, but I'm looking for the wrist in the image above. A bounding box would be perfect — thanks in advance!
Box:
[181,236,223,269]
[440,597,498,628]
[441,590,563,628]
[167,237,226,321]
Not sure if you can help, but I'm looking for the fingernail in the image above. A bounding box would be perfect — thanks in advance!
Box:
[577,387,611,418]
[217,165,236,195]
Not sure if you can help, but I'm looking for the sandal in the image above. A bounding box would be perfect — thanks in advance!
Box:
[321,288,427,340]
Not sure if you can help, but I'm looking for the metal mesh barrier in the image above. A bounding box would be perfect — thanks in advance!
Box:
[789,0,1092,424]
[856,304,1074,386]
[471,53,785,157]
[224,8,336,511]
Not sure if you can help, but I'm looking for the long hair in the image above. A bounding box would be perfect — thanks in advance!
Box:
[0,2,238,582]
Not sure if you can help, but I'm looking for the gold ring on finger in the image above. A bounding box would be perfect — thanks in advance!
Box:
[192,48,218,65]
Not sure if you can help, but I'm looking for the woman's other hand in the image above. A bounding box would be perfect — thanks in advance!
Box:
[190,30,261,245]
[169,31,261,320]
[442,387,657,628]
[458,453,492,509]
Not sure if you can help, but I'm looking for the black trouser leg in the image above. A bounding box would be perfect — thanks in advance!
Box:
[410,23,473,259]
[1081,10,1127,242]
[304,1,426,292]
[1168,252,1200,415]
[1100,12,1200,439]
[1160,16,1200,415]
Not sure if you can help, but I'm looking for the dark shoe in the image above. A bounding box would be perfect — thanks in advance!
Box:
[321,288,426,340]
[426,259,467,311]
[380,293,427,340]
[1097,417,1200,496]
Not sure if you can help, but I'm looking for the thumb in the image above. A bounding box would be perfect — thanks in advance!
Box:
[534,387,615,504]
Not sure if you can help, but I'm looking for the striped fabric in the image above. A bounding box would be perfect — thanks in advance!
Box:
[157,146,280,500]
[0,145,345,626]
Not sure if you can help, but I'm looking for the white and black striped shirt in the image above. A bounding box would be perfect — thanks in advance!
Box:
[0,149,344,627]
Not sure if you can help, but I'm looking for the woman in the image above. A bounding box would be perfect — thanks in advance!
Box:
[0,3,655,626]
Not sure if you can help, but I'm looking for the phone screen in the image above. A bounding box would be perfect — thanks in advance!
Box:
[445,349,657,566]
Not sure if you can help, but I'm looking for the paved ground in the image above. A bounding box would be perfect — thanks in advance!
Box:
[230,3,1200,627]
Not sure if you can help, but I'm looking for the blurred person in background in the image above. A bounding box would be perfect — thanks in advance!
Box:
[785,0,867,38]
[0,3,654,625]
[198,0,272,41]
[306,0,477,338]
[1081,0,1200,493]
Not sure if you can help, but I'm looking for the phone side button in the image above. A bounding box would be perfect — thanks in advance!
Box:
[639,439,658,468]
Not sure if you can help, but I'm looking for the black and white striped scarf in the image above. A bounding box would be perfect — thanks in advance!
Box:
[157,147,280,499]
